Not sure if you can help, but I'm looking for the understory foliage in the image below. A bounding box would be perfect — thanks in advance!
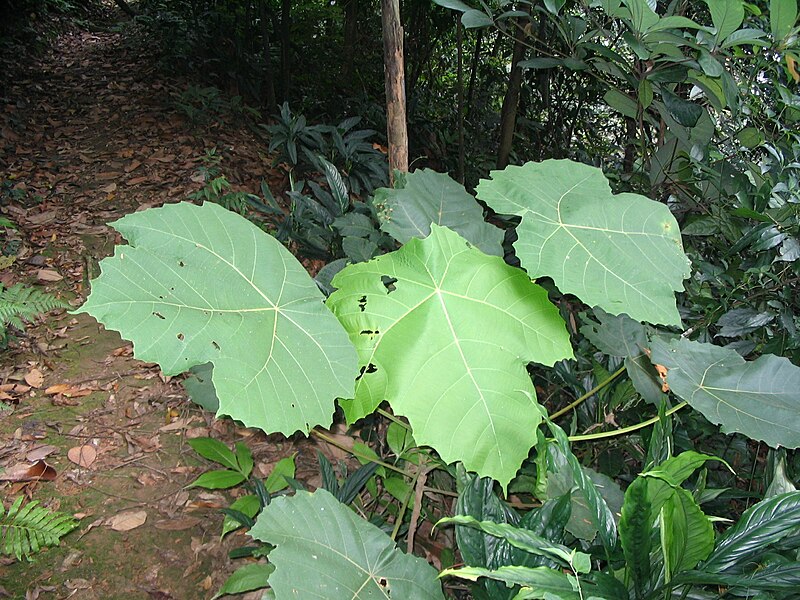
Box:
[0,283,68,347]
[80,153,800,597]
[65,0,800,597]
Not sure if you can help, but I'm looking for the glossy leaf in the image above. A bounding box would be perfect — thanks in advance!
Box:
[328,225,572,487]
[188,437,239,471]
[477,160,689,325]
[661,486,714,578]
[250,488,445,599]
[439,565,584,600]
[189,469,246,489]
[701,491,800,573]
[211,563,274,599]
[651,337,800,448]
[374,169,503,255]
[705,0,745,42]
[79,202,358,436]
[770,0,797,40]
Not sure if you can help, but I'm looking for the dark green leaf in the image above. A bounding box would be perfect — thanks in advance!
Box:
[461,9,493,27]
[189,469,247,489]
[619,478,652,597]
[770,0,797,41]
[701,491,800,573]
[188,438,239,471]
[212,563,274,599]
[662,88,703,127]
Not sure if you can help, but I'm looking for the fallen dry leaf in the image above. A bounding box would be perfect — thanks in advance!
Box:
[0,460,57,482]
[36,268,63,282]
[26,444,58,462]
[108,510,147,532]
[24,368,44,389]
[44,383,94,397]
[67,445,97,468]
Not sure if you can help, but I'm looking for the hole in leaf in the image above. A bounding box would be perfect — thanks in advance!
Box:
[381,276,397,293]
[153,312,165,320]
[178,260,185,267]
[355,363,378,381]
[211,341,220,350]
[177,333,184,341]
[358,295,367,312]
[359,329,379,336]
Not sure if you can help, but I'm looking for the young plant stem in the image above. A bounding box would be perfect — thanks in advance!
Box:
[549,365,626,420]
[567,401,688,442]
[376,407,411,429]
[310,429,410,476]
[392,464,422,541]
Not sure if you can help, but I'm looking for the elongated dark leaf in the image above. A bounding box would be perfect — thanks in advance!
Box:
[701,491,800,573]
[619,478,652,597]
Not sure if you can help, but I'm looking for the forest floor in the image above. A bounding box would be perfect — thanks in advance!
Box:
[0,18,328,600]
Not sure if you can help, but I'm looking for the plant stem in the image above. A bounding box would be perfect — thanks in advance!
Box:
[567,402,688,442]
[392,464,422,541]
[549,365,626,420]
[376,407,411,429]
[310,429,410,476]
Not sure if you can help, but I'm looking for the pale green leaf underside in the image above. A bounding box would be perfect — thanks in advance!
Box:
[651,337,800,448]
[328,225,572,487]
[374,168,504,255]
[79,202,357,436]
[250,488,444,599]
[477,160,690,325]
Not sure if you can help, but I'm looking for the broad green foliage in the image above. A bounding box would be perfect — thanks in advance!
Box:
[373,169,504,255]
[249,488,445,599]
[78,202,358,436]
[328,224,572,487]
[651,337,800,448]
[1,497,78,561]
[477,160,690,325]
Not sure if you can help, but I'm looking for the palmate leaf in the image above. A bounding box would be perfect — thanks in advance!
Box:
[374,169,504,256]
[249,488,444,599]
[477,160,690,325]
[651,337,800,448]
[328,225,572,487]
[79,202,358,436]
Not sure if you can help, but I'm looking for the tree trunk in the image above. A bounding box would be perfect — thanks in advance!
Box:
[259,0,276,111]
[496,9,529,169]
[381,0,409,181]
[280,0,291,103]
[456,17,465,184]
[466,29,482,121]
[114,0,137,17]
[342,0,358,86]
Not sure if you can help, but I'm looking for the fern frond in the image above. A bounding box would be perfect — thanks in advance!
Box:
[0,497,78,561]
[0,284,68,331]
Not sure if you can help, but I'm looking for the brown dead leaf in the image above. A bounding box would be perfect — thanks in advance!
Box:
[36,269,63,282]
[26,444,58,462]
[99,183,117,193]
[24,368,44,389]
[67,445,97,468]
[45,383,94,397]
[125,159,142,173]
[0,460,57,482]
[108,510,147,532]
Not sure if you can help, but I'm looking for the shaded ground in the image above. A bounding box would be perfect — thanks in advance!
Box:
[0,21,321,600]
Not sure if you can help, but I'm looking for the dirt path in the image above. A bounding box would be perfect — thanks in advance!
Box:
[0,25,304,600]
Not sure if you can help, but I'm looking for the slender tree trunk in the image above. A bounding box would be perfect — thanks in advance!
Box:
[496,8,530,169]
[259,0,276,110]
[466,29,482,120]
[381,0,409,181]
[280,0,291,103]
[342,0,358,86]
[456,17,465,184]
[114,0,137,17]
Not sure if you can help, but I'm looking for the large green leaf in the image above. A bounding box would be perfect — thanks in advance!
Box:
[249,488,444,599]
[660,486,714,578]
[439,565,594,600]
[770,0,798,41]
[701,491,800,573]
[328,224,572,487]
[705,0,745,42]
[79,202,358,436]
[373,169,503,255]
[650,337,800,448]
[477,160,690,325]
